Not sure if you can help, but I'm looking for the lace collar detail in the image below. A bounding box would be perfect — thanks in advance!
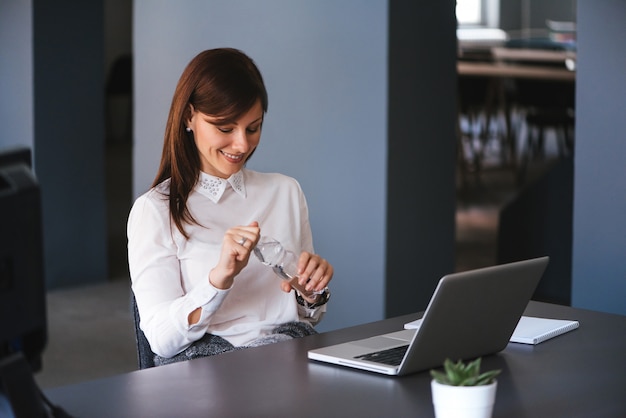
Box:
[196,170,246,203]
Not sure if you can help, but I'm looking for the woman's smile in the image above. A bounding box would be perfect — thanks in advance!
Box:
[221,150,246,163]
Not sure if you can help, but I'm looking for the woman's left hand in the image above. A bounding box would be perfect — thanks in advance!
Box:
[280,252,333,296]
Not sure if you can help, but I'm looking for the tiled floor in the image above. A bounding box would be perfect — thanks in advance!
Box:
[36,139,136,390]
[35,279,136,389]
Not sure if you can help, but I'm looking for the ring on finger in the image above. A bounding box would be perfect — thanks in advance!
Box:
[238,236,247,246]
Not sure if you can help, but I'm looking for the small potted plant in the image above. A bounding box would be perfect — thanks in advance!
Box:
[430,357,501,418]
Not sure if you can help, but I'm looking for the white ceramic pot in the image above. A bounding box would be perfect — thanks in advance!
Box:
[431,380,497,418]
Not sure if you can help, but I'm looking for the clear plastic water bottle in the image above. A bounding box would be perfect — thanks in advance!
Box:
[253,236,323,294]
[253,236,298,279]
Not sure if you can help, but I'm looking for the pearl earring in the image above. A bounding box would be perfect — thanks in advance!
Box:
[186,127,191,133]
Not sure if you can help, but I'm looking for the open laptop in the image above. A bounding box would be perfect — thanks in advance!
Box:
[308,256,549,376]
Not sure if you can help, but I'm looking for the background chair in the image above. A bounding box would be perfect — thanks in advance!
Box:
[457,75,516,188]
[509,78,575,184]
[131,295,155,369]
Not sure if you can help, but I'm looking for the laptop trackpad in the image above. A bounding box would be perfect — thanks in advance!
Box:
[352,330,415,350]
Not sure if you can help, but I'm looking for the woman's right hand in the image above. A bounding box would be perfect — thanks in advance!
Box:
[208,221,261,290]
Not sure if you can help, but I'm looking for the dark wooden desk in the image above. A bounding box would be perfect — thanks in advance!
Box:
[46,302,626,417]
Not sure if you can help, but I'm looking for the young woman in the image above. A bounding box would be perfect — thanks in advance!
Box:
[128,48,333,366]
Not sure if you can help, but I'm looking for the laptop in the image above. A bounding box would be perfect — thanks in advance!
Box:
[308,256,549,376]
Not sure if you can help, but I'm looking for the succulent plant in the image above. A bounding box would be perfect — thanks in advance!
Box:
[430,357,500,386]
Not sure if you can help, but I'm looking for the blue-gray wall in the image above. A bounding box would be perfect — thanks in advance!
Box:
[0,1,33,152]
[571,0,626,316]
[133,1,389,332]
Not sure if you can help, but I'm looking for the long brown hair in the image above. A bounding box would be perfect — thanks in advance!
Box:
[152,48,268,238]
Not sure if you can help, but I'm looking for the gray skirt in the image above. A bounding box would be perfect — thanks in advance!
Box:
[155,321,317,366]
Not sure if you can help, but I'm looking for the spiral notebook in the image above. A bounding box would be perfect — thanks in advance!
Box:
[509,316,579,345]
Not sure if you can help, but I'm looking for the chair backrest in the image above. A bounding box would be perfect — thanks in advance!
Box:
[131,294,156,369]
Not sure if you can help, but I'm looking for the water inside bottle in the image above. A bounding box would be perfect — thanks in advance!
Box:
[253,237,298,280]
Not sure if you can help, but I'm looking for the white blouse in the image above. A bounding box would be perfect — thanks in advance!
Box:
[127,169,326,358]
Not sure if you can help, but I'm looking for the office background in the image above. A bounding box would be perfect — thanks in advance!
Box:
[0,0,624,337]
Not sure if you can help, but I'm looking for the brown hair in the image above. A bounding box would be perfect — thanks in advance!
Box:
[152,48,268,238]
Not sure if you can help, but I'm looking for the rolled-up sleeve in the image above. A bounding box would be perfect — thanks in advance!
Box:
[127,191,229,358]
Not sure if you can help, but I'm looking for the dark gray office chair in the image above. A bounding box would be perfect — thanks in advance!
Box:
[131,294,238,368]
[131,294,156,369]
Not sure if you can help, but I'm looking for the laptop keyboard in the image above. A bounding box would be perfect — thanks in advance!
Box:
[354,345,409,366]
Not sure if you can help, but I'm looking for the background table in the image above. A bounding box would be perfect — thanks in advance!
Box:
[46,301,626,417]
[457,53,576,186]
[458,61,575,81]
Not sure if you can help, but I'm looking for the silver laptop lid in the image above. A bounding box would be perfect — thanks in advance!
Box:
[396,256,549,375]
[308,257,549,376]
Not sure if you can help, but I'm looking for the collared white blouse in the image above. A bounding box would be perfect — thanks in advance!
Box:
[128,169,325,358]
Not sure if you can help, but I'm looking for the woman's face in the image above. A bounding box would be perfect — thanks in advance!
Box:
[187,100,263,179]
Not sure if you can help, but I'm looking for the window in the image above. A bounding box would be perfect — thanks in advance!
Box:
[456,0,482,25]
[456,0,499,28]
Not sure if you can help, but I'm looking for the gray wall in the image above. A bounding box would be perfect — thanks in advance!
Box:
[0,1,34,152]
[572,0,626,316]
[134,0,390,331]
